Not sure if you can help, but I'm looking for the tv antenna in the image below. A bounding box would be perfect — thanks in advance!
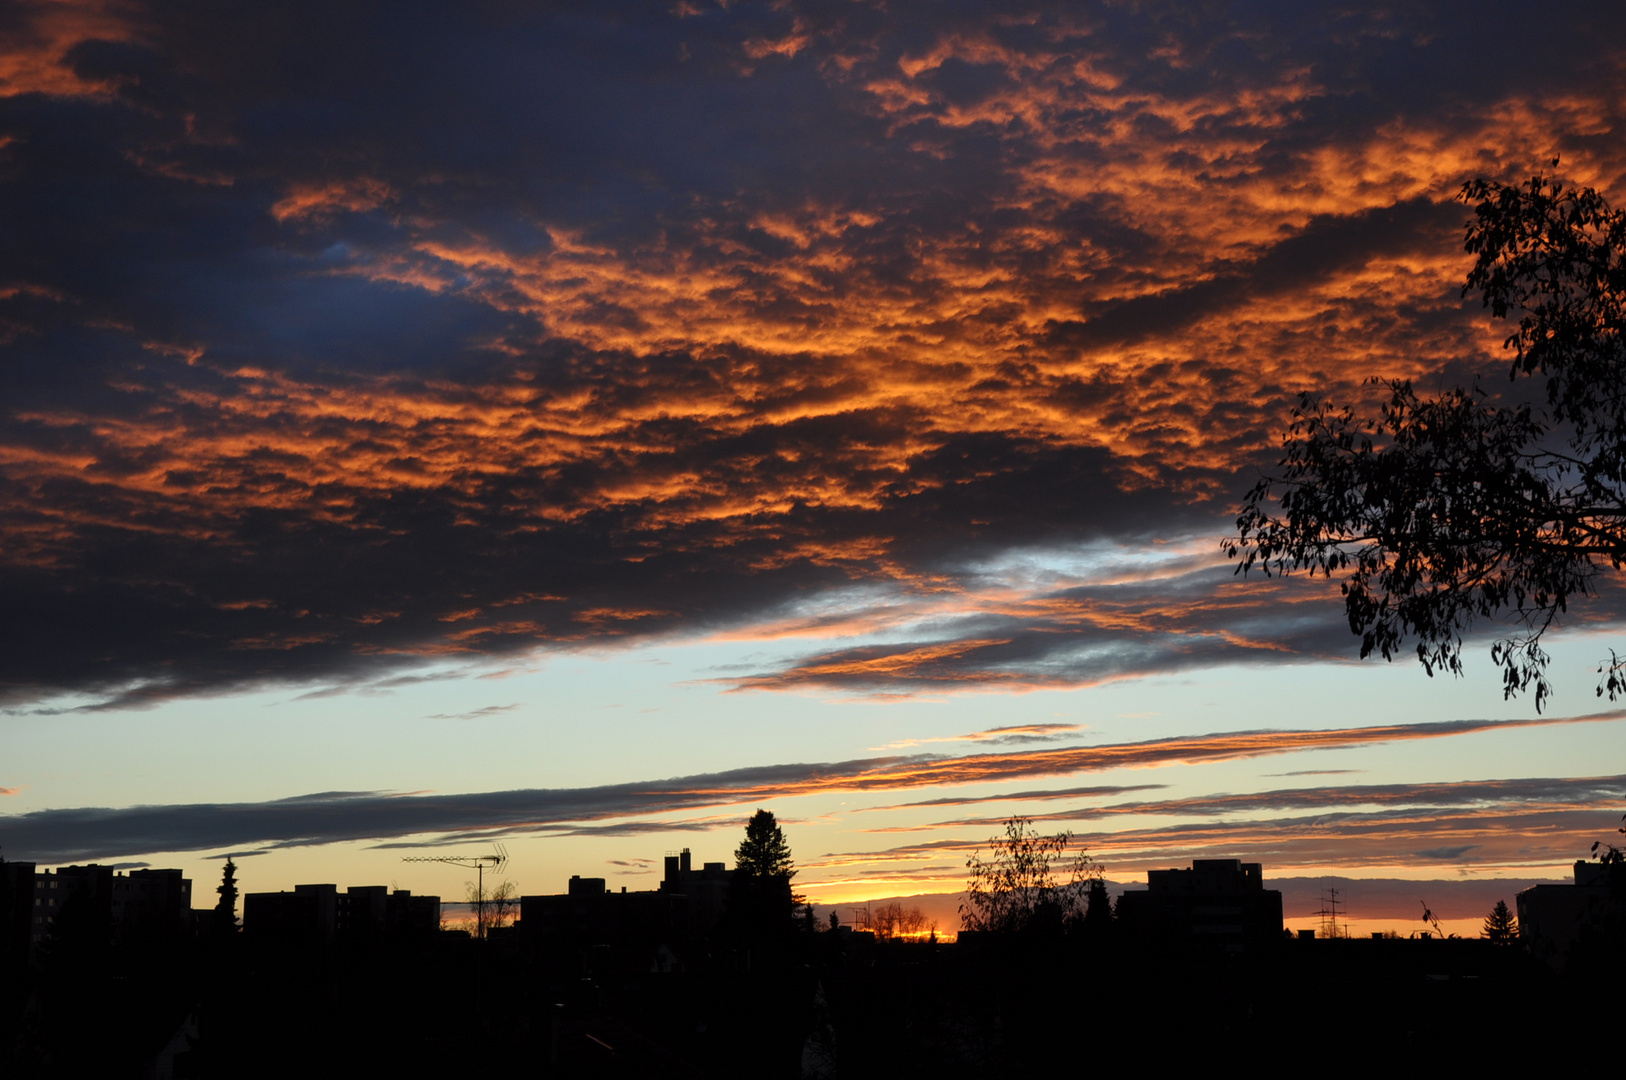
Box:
[403,844,508,940]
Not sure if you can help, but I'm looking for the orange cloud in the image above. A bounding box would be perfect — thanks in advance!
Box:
[808,804,1621,881]
[271,178,396,224]
[741,714,1621,799]
[0,0,138,100]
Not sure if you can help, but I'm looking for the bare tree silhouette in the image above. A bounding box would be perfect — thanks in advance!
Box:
[960,817,1100,933]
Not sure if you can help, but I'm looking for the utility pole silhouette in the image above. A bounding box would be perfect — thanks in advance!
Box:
[402,845,508,1022]
[1316,887,1342,939]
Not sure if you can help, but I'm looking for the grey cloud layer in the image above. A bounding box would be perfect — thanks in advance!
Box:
[722,561,1363,692]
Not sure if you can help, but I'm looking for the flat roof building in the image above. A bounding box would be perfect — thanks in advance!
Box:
[245,884,439,942]
[1518,860,1624,969]
[1115,858,1283,952]
[519,846,735,975]
[21,864,194,949]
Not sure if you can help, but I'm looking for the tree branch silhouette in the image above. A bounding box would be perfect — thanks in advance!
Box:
[1226,164,1626,710]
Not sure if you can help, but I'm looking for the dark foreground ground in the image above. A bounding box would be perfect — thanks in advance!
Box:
[1,925,1616,1078]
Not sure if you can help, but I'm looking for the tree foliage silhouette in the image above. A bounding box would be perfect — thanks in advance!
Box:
[728,808,799,940]
[1419,899,1450,940]
[862,902,935,939]
[1593,812,1626,866]
[960,817,1100,933]
[215,858,239,933]
[1083,877,1113,935]
[1226,165,1626,710]
[735,808,796,885]
[1482,898,1517,943]
[464,879,518,936]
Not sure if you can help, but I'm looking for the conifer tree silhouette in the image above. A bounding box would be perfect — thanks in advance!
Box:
[215,858,239,933]
[1483,898,1517,943]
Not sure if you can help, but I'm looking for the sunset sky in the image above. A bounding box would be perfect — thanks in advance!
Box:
[3,0,1625,934]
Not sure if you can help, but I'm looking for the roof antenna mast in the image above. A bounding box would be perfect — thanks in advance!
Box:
[402,844,509,940]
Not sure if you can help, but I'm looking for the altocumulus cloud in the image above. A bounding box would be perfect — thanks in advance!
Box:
[3,1,1626,706]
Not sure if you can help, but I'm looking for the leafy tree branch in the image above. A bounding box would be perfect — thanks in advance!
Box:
[1226,165,1626,709]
